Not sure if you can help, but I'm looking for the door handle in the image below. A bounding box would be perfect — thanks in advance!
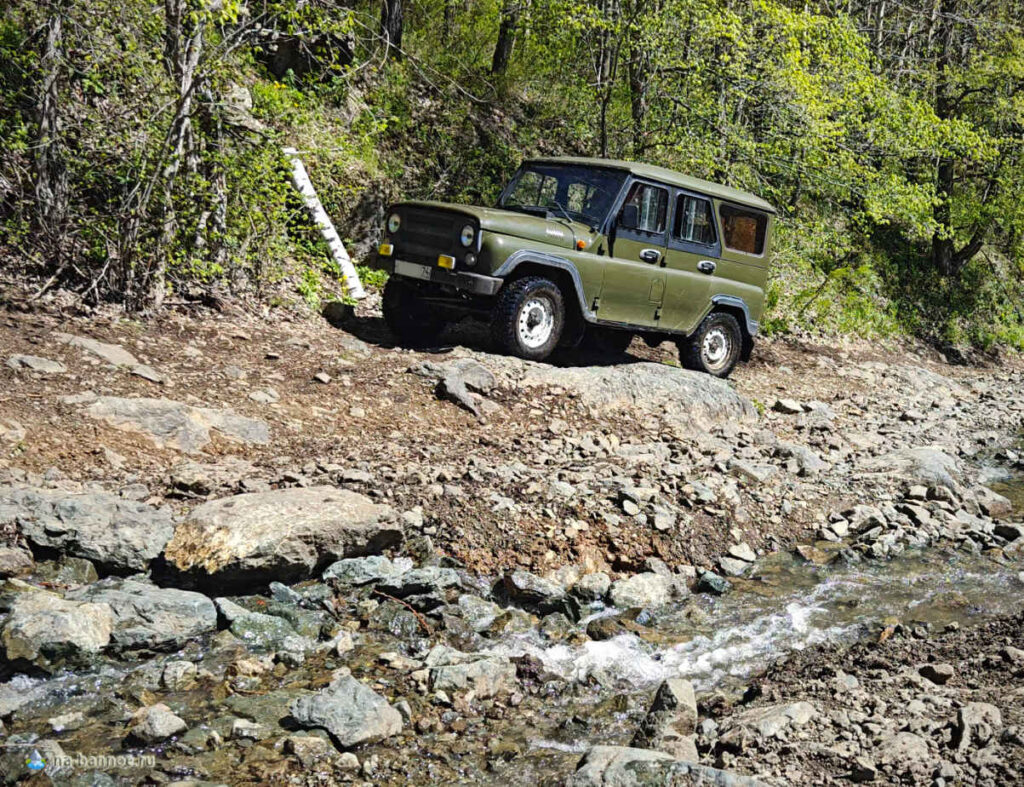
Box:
[698,260,717,275]
[639,248,661,264]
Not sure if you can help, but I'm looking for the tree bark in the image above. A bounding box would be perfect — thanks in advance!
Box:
[627,38,648,157]
[931,0,956,276]
[283,147,366,300]
[381,0,403,60]
[491,0,519,75]
[34,0,68,254]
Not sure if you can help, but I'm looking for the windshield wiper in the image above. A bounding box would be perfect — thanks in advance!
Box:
[547,199,575,225]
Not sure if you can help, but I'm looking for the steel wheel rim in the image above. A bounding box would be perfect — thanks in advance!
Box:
[702,326,731,370]
[518,296,555,349]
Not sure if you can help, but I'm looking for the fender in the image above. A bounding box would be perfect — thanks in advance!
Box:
[704,294,759,337]
[492,250,596,321]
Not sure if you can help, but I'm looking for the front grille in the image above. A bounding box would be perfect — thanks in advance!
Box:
[406,214,456,247]
[398,208,466,258]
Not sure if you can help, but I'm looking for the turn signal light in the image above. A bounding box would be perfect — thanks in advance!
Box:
[378,243,394,256]
[576,239,586,250]
[437,255,455,269]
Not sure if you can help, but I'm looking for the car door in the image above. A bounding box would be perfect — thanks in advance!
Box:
[597,180,670,327]
[659,189,720,334]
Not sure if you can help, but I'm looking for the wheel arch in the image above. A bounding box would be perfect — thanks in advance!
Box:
[493,252,592,347]
[707,295,757,361]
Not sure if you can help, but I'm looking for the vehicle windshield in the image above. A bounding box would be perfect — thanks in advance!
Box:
[499,164,627,228]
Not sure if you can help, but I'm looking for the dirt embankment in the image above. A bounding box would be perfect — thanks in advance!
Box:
[2,299,1021,580]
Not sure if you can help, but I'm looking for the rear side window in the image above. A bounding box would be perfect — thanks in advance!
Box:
[623,182,668,233]
[673,195,716,245]
[720,205,768,255]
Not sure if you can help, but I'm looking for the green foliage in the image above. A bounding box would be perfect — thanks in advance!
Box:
[1,0,1022,352]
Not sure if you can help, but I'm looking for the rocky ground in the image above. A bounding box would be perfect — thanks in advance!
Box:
[0,293,1021,785]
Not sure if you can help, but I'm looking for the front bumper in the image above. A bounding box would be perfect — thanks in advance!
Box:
[391,259,502,296]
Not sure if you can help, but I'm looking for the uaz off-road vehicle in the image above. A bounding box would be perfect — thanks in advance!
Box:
[371,157,774,378]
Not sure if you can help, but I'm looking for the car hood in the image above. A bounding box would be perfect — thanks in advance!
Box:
[397,201,595,250]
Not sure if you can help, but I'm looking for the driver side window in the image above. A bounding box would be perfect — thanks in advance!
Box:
[623,182,668,233]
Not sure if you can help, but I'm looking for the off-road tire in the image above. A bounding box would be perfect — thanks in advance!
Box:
[583,326,633,356]
[490,276,565,361]
[677,311,743,378]
[382,276,446,344]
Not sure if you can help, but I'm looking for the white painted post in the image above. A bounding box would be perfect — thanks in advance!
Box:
[283,147,366,300]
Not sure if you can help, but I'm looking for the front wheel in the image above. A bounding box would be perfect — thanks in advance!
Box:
[677,312,743,378]
[382,277,447,345]
[490,276,565,361]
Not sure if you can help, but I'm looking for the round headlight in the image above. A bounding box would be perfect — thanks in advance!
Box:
[387,213,401,233]
[459,224,475,247]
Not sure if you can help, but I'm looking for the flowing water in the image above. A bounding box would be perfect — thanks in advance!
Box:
[493,549,1024,695]
[4,475,1023,785]
[990,473,1024,513]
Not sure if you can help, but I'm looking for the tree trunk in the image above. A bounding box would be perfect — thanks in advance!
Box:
[444,0,457,39]
[381,0,403,60]
[491,0,519,75]
[627,40,648,157]
[283,147,366,300]
[143,0,204,309]
[931,0,955,276]
[34,0,68,254]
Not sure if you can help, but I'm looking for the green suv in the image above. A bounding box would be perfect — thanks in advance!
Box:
[371,157,774,378]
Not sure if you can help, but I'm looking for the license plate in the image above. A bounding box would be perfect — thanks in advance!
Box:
[395,260,432,281]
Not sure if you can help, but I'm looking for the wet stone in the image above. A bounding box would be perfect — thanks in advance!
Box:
[608,572,673,609]
[323,555,413,586]
[493,570,581,620]
[695,571,731,595]
[572,572,612,603]
[129,703,187,743]
[289,672,402,748]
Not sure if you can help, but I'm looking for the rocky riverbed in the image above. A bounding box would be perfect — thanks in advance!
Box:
[0,299,1021,784]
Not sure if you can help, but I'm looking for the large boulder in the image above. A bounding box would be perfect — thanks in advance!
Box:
[75,396,270,454]
[424,645,517,698]
[163,487,401,587]
[67,578,217,651]
[2,591,113,665]
[858,447,962,491]
[568,746,767,786]
[289,672,402,748]
[517,362,758,429]
[0,486,174,573]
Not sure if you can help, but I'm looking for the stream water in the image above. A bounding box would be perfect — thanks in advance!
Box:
[494,548,1024,695]
[3,476,1023,784]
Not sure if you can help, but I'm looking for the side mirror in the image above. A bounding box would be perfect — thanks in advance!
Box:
[619,204,639,230]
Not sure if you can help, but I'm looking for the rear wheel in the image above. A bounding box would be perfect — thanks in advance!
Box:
[490,276,565,361]
[382,277,447,344]
[677,312,742,378]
